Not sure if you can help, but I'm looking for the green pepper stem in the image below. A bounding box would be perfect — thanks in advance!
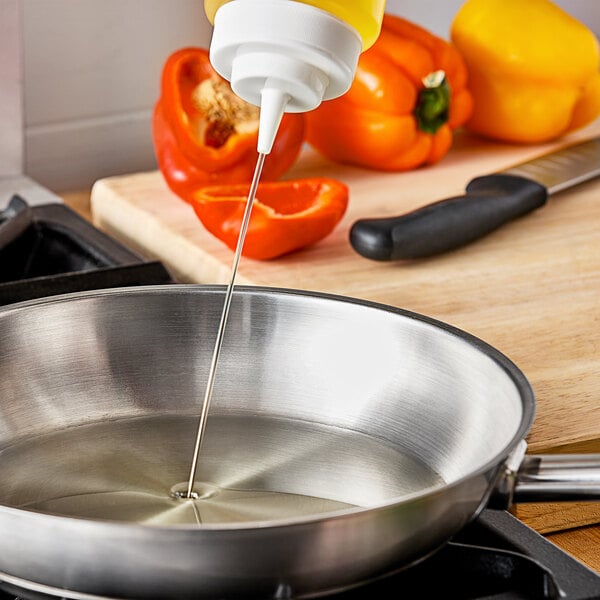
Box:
[414,70,451,134]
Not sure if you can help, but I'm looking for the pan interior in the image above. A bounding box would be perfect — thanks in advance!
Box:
[0,414,444,525]
[0,287,530,527]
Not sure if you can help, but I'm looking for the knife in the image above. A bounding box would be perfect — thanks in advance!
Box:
[349,136,600,261]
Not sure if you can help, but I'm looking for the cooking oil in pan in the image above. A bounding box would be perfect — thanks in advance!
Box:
[0,415,444,525]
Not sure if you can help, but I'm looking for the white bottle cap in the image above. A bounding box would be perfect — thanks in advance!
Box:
[209,0,362,154]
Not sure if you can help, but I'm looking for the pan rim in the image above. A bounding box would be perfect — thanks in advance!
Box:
[0,284,536,532]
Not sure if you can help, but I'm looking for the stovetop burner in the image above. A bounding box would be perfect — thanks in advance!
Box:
[0,195,172,305]
[0,195,599,600]
[332,510,600,600]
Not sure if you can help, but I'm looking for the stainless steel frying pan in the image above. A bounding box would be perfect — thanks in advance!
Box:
[0,285,598,599]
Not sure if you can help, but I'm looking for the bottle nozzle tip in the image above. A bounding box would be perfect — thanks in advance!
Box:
[257,88,290,155]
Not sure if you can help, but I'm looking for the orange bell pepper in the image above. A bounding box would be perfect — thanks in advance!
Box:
[152,47,305,200]
[188,178,349,260]
[305,14,474,171]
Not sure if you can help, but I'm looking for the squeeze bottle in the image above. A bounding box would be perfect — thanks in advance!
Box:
[204,0,386,154]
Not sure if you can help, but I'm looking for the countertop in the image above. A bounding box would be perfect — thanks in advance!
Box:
[63,119,600,576]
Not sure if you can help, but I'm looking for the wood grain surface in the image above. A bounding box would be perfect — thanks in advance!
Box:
[88,119,600,572]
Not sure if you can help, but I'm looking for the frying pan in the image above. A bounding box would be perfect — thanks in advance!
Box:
[0,285,598,599]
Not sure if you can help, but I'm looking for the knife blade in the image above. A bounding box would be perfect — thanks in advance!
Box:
[349,137,600,261]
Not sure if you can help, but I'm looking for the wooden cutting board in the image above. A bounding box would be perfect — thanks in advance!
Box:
[91,119,600,460]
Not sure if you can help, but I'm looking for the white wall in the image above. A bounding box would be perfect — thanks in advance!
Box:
[16,0,600,192]
[0,0,22,178]
[22,0,212,191]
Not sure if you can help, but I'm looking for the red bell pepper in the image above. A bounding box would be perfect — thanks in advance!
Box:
[189,178,349,260]
[152,47,305,200]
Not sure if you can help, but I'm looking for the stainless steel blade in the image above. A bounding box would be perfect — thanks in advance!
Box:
[501,137,600,195]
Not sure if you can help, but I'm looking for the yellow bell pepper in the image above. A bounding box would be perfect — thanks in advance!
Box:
[451,0,600,143]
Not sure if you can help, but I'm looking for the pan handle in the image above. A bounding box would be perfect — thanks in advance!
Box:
[513,454,600,503]
[488,443,600,508]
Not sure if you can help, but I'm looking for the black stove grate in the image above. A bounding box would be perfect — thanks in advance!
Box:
[0,195,173,305]
[332,510,600,600]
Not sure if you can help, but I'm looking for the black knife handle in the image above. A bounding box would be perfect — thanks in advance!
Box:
[349,174,548,261]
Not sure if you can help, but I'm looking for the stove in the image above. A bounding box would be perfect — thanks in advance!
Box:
[0,196,599,600]
[333,510,600,600]
[0,195,172,305]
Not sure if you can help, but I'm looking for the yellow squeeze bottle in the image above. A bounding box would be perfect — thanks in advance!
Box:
[204,0,386,154]
[205,0,385,50]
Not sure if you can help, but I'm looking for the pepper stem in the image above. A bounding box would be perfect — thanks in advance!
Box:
[414,70,450,134]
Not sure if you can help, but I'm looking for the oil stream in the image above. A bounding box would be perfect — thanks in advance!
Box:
[184,152,266,499]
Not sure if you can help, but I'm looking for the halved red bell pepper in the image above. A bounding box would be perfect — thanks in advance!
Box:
[189,178,349,260]
[152,47,305,200]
